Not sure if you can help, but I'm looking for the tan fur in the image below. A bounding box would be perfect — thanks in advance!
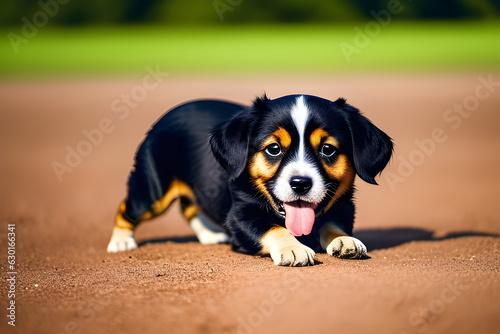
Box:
[260,226,316,266]
[319,223,367,259]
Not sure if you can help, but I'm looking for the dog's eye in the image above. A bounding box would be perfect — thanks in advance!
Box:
[264,143,282,157]
[320,144,337,158]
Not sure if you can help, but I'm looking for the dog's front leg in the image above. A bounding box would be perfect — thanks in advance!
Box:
[260,226,316,266]
[319,223,368,259]
[226,203,316,267]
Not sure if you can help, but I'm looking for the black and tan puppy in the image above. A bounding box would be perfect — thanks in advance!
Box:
[107,94,393,266]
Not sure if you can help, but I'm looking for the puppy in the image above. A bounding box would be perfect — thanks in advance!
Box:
[107,94,393,266]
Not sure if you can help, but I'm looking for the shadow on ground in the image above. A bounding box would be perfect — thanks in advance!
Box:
[354,228,500,251]
[137,235,199,247]
[137,227,499,251]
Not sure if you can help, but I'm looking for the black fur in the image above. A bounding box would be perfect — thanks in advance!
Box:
[120,94,393,255]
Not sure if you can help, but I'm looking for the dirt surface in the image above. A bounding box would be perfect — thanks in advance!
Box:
[1,73,499,334]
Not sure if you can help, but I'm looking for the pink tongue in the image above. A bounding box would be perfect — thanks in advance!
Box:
[283,201,317,237]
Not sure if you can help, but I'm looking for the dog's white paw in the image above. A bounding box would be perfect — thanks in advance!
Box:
[107,227,137,253]
[326,236,367,259]
[270,244,316,267]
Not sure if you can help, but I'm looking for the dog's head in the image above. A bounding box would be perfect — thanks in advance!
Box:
[211,94,393,236]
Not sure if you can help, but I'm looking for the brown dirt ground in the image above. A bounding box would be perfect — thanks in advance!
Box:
[1,73,499,334]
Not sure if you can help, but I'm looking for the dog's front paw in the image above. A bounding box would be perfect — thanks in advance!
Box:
[270,244,316,267]
[260,226,316,266]
[326,236,368,259]
[107,227,137,253]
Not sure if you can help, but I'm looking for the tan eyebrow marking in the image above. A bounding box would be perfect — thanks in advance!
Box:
[261,127,292,150]
[310,128,339,149]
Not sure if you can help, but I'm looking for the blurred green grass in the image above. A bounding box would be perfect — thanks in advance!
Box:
[0,22,499,78]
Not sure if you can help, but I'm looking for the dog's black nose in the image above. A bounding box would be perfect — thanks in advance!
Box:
[290,176,312,195]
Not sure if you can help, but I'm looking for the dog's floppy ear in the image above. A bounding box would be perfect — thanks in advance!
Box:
[210,108,256,180]
[337,98,393,185]
[210,94,270,179]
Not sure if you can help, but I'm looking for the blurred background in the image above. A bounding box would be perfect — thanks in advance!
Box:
[3,0,500,25]
[0,3,499,334]
[0,0,499,234]
[0,0,499,77]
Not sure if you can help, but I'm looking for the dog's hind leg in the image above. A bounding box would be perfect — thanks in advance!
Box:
[107,134,193,252]
[107,201,138,252]
[107,177,197,252]
[189,214,231,245]
[180,197,230,245]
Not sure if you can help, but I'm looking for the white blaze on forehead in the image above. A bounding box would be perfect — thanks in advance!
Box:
[290,95,308,162]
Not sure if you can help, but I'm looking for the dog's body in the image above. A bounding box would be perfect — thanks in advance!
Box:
[108,95,393,266]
